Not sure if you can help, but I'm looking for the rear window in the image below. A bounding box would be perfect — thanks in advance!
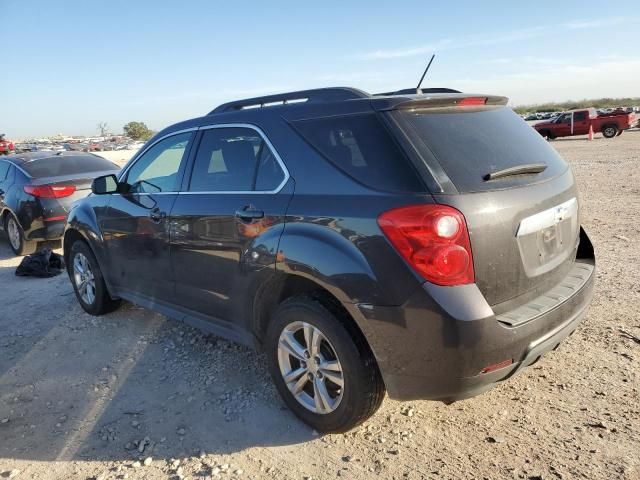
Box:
[22,155,118,178]
[395,107,568,193]
[291,113,423,192]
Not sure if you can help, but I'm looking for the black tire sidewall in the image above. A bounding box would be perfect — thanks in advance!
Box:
[266,297,379,432]
[68,240,111,315]
[603,126,617,138]
[4,214,34,256]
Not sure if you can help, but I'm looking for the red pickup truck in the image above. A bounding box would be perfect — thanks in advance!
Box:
[534,108,638,139]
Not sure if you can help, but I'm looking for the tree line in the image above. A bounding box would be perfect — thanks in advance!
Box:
[513,97,640,114]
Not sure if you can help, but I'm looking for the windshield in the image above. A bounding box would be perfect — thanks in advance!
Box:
[394,106,569,193]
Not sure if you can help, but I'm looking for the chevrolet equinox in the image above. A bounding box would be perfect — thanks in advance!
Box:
[63,87,595,432]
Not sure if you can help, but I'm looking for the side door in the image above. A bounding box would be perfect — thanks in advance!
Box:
[169,125,292,331]
[0,161,11,213]
[572,111,590,135]
[553,113,572,137]
[100,131,195,301]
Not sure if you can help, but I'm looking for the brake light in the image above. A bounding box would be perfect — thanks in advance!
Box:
[457,97,487,106]
[24,185,76,198]
[377,204,474,286]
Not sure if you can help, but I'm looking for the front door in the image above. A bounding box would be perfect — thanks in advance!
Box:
[169,125,292,327]
[100,131,194,301]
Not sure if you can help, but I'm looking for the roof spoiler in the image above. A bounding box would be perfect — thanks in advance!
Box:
[374,87,462,96]
[375,94,509,111]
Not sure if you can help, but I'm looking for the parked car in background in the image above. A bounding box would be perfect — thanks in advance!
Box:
[0,152,119,255]
[534,108,638,139]
[0,134,14,155]
[63,87,595,432]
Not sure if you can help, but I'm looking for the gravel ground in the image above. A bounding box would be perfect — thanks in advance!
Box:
[1,131,639,480]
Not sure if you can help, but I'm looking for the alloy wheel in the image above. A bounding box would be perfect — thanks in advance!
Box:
[277,321,344,414]
[73,252,96,305]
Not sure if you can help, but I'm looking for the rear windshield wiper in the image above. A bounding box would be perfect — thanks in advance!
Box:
[484,163,547,181]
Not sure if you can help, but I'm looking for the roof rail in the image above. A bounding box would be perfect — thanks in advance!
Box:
[374,87,462,96]
[209,87,370,114]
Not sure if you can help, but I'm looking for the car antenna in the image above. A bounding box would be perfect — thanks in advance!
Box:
[416,54,435,94]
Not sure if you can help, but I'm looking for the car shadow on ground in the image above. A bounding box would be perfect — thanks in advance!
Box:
[0,238,316,464]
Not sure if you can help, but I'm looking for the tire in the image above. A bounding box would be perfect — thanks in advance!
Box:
[4,213,38,256]
[546,131,556,140]
[68,240,121,315]
[265,294,385,433]
[602,125,618,138]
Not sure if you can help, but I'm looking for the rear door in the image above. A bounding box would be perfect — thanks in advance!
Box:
[100,131,194,301]
[0,161,12,212]
[169,125,292,328]
[391,104,579,307]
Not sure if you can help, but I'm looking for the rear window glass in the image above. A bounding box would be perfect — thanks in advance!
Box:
[291,113,423,192]
[395,107,568,193]
[23,155,118,178]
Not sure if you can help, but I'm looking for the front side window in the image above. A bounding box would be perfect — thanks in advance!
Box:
[188,127,285,192]
[125,132,193,193]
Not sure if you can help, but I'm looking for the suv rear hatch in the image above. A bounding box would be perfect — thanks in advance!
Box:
[384,96,580,306]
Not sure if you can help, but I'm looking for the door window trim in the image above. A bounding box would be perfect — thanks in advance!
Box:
[180,123,290,195]
[117,127,198,192]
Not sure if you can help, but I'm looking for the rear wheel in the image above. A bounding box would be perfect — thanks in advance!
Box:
[602,125,618,138]
[68,240,120,315]
[266,295,385,433]
[4,214,37,256]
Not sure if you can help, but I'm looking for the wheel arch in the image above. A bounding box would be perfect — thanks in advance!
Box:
[252,273,373,358]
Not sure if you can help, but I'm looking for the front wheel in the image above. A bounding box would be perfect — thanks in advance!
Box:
[602,125,618,138]
[266,295,385,433]
[68,240,121,315]
[4,214,37,256]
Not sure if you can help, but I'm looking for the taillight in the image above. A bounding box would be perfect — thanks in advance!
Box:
[24,185,76,198]
[377,204,474,286]
[457,97,487,106]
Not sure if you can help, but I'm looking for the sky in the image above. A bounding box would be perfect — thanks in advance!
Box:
[1,0,639,138]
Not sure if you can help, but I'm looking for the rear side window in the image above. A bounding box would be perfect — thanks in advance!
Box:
[574,111,587,121]
[189,127,285,192]
[0,161,9,180]
[291,113,423,192]
[395,107,569,193]
[22,155,118,178]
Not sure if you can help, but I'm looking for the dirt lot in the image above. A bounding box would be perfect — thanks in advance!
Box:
[1,132,639,480]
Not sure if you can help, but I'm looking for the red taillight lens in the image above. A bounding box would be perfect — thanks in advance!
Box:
[24,185,76,198]
[377,204,474,286]
[457,97,487,106]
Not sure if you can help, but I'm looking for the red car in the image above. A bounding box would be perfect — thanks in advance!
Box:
[0,134,14,155]
[534,108,638,139]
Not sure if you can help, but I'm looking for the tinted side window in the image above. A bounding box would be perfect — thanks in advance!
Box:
[125,132,192,193]
[189,127,284,192]
[0,161,9,181]
[574,111,587,121]
[291,113,423,192]
[255,143,285,191]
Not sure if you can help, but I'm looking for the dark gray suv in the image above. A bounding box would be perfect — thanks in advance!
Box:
[63,87,595,432]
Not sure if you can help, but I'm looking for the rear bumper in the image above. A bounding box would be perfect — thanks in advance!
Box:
[26,220,66,241]
[351,228,595,402]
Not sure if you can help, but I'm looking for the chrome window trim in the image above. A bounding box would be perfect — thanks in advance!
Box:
[115,123,290,196]
[178,123,290,195]
[0,159,31,178]
[117,127,198,186]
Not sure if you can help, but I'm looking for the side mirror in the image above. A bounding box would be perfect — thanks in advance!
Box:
[91,174,119,195]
